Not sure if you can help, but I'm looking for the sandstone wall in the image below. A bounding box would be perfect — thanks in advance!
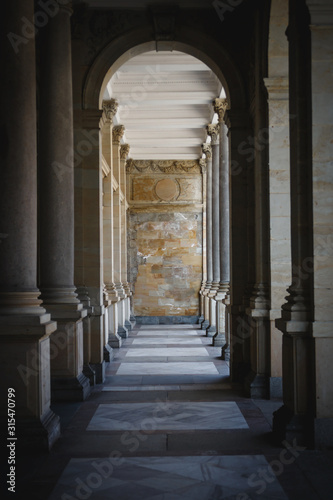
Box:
[127,160,204,319]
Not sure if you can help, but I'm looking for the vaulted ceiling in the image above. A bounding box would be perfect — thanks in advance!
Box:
[103,50,224,160]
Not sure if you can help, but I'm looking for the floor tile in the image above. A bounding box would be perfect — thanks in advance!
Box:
[48,455,288,500]
[86,401,248,431]
[132,338,203,345]
[125,348,209,357]
[116,362,219,375]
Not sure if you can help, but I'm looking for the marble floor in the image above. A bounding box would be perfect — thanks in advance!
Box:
[87,401,248,431]
[17,323,333,500]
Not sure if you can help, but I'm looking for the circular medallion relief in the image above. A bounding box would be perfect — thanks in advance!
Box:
[155,178,179,201]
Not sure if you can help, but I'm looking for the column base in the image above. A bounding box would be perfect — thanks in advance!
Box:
[83,364,96,386]
[273,404,314,448]
[206,325,216,337]
[198,315,205,324]
[16,409,61,452]
[108,333,122,348]
[130,314,136,328]
[51,373,91,402]
[104,344,114,363]
[118,325,129,338]
[125,319,132,331]
[90,361,106,384]
[221,344,230,361]
[314,418,333,449]
[244,371,269,399]
[201,320,210,330]
[212,332,226,347]
[269,376,283,399]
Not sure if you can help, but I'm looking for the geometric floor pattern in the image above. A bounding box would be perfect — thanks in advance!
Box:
[48,455,288,499]
[86,401,249,431]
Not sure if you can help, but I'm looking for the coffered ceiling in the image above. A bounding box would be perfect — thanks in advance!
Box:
[103,50,224,160]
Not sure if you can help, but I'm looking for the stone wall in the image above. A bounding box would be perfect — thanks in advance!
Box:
[127,160,204,321]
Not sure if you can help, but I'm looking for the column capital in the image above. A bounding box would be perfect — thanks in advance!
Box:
[213,98,229,122]
[120,144,130,160]
[202,143,212,159]
[306,0,333,25]
[113,125,125,144]
[102,99,118,122]
[57,0,73,15]
[206,123,219,145]
[199,158,207,174]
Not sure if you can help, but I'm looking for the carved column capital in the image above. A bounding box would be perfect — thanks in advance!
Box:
[206,123,219,145]
[213,98,229,122]
[57,0,73,15]
[120,144,130,160]
[102,99,118,121]
[202,143,212,159]
[199,158,207,174]
[112,125,125,144]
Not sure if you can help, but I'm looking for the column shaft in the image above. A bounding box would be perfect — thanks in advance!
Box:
[207,124,220,336]
[38,3,90,401]
[0,0,60,450]
[201,144,212,330]
[213,99,230,353]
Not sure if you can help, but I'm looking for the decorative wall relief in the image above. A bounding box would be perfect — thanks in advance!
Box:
[127,159,203,206]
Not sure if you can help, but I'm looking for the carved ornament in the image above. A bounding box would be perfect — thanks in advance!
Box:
[202,143,212,159]
[112,125,125,143]
[102,99,118,121]
[206,124,219,145]
[213,98,229,122]
[120,144,130,159]
[126,159,201,174]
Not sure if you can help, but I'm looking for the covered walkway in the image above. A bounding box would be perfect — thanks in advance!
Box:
[20,325,331,499]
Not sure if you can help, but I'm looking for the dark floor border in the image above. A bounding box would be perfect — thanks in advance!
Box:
[135,315,199,325]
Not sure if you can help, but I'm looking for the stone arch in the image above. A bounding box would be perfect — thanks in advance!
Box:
[82,25,246,111]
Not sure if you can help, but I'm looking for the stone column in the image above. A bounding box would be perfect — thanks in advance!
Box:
[274,0,333,448]
[101,100,122,349]
[0,0,60,450]
[306,0,333,449]
[264,0,289,402]
[120,144,133,332]
[244,12,271,398]
[206,124,220,337]
[212,99,230,355]
[112,126,128,338]
[198,158,207,324]
[264,75,290,398]
[201,143,213,330]
[38,1,90,402]
[224,109,251,382]
[76,109,107,384]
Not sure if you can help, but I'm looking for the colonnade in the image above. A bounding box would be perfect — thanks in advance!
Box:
[1,0,332,452]
[199,98,231,364]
